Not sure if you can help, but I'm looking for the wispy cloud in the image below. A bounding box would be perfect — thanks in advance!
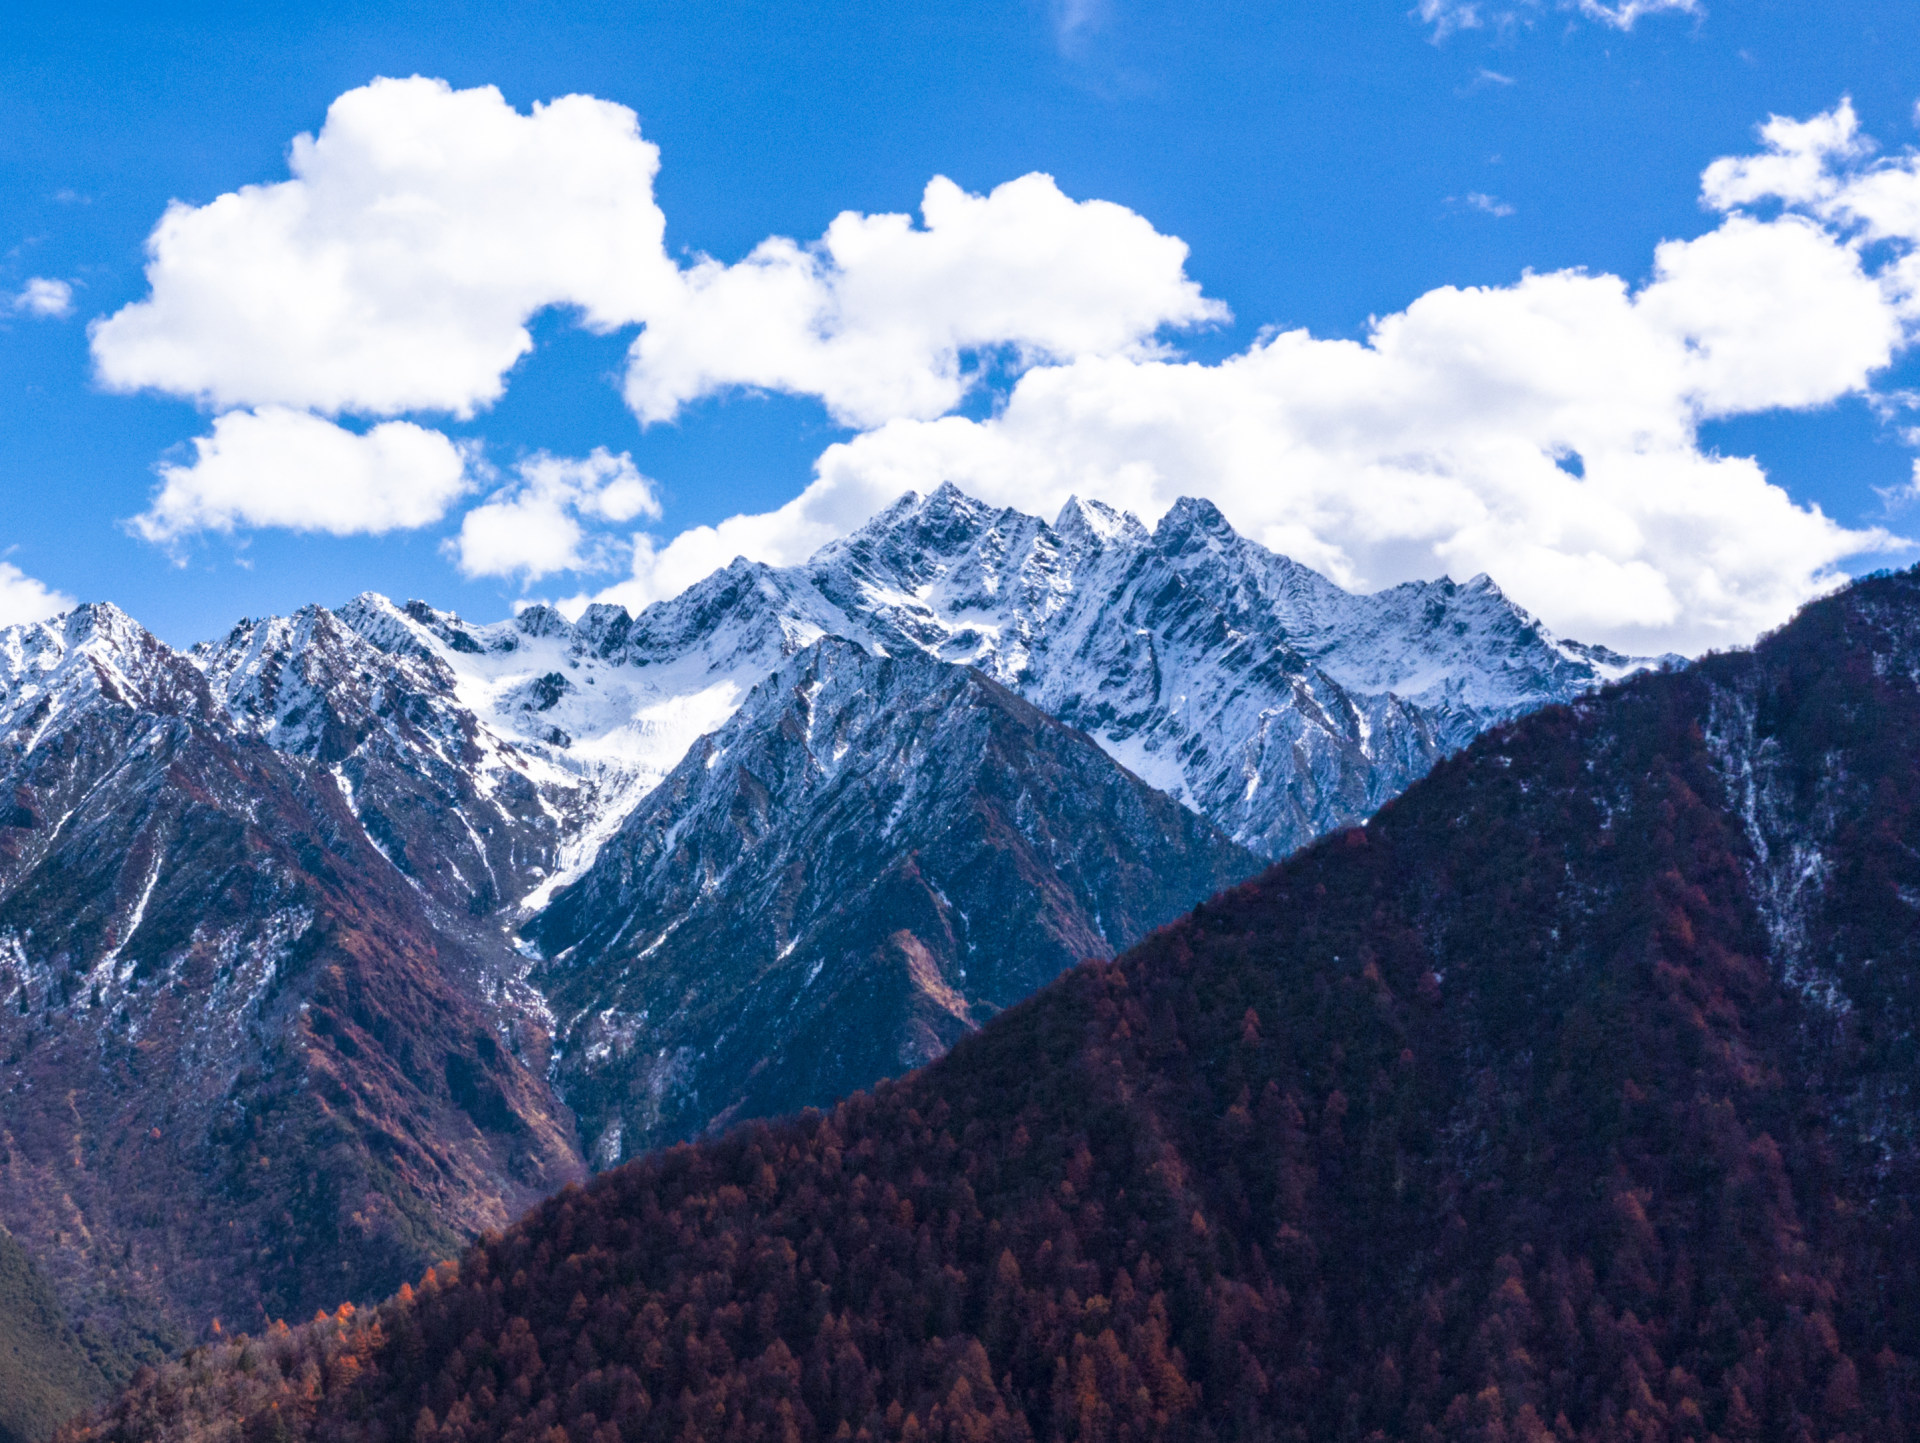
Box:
[1051,0,1108,56]
[11,278,73,318]
[1444,192,1518,216]
[1871,453,1920,515]
[1458,68,1518,96]
[1417,0,1699,41]
[1572,0,1700,26]
[1416,0,1492,40]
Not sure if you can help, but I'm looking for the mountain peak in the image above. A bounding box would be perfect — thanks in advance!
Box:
[573,602,634,655]
[1152,494,1239,550]
[512,603,572,639]
[333,590,434,658]
[2,599,208,731]
[852,488,933,537]
[860,481,998,549]
[1054,493,1144,546]
[62,598,140,632]
[45,601,163,670]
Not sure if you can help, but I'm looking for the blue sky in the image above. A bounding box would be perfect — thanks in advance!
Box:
[4,0,1920,652]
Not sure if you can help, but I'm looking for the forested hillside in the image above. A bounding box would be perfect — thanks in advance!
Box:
[62,568,1920,1441]
[0,1230,104,1443]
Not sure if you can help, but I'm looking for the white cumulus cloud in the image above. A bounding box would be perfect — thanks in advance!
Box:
[96,77,1221,557]
[12,278,74,319]
[1700,101,1874,212]
[94,80,1920,656]
[92,78,1215,433]
[133,407,474,545]
[0,562,74,626]
[450,449,660,582]
[91,76,676,419]
[622,172,1226,429]
[1701,98,1920,323]
[601,102,1920,656]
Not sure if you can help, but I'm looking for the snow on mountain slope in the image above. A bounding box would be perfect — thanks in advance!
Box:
[0,603,583,1362]
[183,575,850,919]
[525,636,1258,1163]
[793,484,1671,855]
[172,484,1653,919]
[0,603,212,743]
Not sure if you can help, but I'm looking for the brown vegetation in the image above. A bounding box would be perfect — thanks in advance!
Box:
[62,569,1920,1440]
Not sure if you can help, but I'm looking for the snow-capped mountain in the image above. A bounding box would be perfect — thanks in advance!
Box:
[525,637,1257,1163]
[792,484,1663,856]
[0,484,1662,1367]
[0,605,582,1366]
[187,484,1659,916]
[189,576,855,922]
[88,563,1920,1443]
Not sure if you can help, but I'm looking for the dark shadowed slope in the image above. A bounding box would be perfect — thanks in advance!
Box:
[528,639,1257,1164]
[66,568,1920,1441]
[0,1229,103,1443]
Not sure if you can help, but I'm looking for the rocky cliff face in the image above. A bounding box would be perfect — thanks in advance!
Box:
[196,599,576,927]
[526,638,1257,1163]
[0,606,583,1363]
[796,483,1662,857]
